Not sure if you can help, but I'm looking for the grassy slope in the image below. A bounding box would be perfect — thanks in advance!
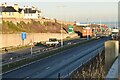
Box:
[2,20,69,33]
[2,20,84,34]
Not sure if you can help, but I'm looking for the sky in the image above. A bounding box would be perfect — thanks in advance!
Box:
[1,0,119,23]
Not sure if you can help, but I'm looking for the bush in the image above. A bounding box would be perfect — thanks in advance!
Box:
[20,21,26,25]
[44,21,49,26]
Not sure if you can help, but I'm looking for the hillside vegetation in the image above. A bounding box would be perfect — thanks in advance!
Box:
[2,20,68,34]
[1,20,84,34]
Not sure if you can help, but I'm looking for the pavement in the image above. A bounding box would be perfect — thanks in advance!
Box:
[106,58,118,78]
[2,37,110,78]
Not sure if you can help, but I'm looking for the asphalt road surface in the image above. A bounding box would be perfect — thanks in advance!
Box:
[3,37,110,79]
[2,38,85,65]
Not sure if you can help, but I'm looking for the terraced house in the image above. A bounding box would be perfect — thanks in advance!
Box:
[0,3,41,19]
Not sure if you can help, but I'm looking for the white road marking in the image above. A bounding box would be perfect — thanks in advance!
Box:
[46,67,50,69]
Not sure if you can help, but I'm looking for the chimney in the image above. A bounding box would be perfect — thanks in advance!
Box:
[23,5,26,10]
[31,6,35,10]
[1,3,4,6]
[14,4,18,11]
[2,2,7,7]
[5,2,7,7]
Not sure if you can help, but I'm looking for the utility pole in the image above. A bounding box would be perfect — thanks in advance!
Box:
[57,5,65,47]
[27,6,33,55]
[87,18,89,40]
[61,21,63,47]
[100,19,102,34]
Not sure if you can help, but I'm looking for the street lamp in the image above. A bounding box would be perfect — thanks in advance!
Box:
[57,5,65,47]
[61,21,63,47]
[27,6,33,55]
[87,18,89,40]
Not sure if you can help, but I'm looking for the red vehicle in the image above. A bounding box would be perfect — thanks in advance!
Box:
[82,28,92,37]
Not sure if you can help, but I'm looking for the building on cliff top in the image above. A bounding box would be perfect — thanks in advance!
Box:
[0,3,42,19]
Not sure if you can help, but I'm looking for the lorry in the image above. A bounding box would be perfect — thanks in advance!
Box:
[46,38,59,47]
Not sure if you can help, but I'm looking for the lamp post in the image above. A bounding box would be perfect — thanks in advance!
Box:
[87,18,89,40]
[61,21,63,47]
[57,5,65,47]
[27,6,33,55]
[100,19,102,35]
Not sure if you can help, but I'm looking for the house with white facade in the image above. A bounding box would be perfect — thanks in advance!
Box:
[23,6,41,19]
[0,3,42,19]
[0,3,24,18]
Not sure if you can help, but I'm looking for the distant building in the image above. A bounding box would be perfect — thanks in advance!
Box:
[0,3,42,19]
[0,3,24,18]
[75,22,90,27]
[23,6,41,19]
[82,27,93,37]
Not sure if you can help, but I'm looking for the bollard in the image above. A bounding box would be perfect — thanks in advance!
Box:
[105,40,119,74]
[58,73,60,80]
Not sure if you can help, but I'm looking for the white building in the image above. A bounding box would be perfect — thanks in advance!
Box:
[76,22,89,26]
[23,6,41,19]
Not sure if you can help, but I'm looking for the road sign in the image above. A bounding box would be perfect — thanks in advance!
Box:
[68,26,74,34]
[21,32,26,40]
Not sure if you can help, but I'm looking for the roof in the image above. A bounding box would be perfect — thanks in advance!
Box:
[0,6,41,13]
[0,6,23,13]
[3,6,17,12]
[24,8,36,13]
[18,8,23,13]
[37,10,41,13]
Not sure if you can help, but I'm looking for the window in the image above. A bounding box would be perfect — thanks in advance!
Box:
[31,14,32,16]
[12,13,14,15]
[0,12,2,15]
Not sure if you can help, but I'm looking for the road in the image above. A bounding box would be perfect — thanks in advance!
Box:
[2,38,85,65]
[3,37,110,79]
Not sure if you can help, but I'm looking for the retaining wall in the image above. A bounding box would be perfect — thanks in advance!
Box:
[0,33,78,48]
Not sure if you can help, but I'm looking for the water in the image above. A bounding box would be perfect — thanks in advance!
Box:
[81,22,119,28]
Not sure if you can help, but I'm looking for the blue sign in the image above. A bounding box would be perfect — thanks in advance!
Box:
[21,32,26,40]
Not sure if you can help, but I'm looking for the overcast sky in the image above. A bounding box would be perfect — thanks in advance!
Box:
[1,0,119,22]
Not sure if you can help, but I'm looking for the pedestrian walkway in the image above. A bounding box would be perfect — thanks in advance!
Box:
[106,58,118,78]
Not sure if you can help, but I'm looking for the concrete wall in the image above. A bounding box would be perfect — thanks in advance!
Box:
[105,40,119,73]
[0,33,78,48]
